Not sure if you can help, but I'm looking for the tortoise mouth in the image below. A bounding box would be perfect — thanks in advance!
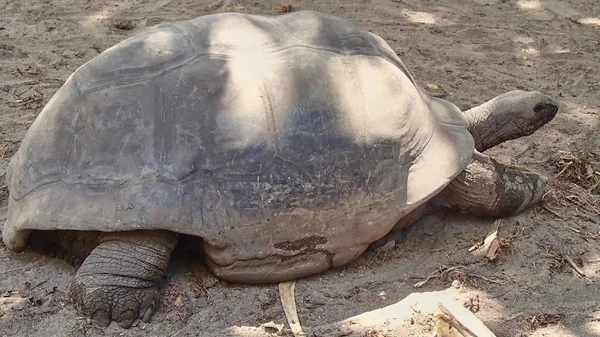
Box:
[533,101,560,124]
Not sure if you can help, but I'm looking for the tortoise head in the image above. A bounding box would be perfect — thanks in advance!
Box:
[497,90,560,135]
[465,90,560,151]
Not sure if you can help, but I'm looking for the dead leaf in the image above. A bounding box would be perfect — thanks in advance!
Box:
[470,230,500,261]
[263,321,284,333]
[173,295,184,308]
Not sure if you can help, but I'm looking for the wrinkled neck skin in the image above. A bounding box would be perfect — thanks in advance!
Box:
[463,99,514,152]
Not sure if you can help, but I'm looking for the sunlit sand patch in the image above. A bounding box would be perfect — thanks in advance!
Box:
[403,10,438,24]
[81,8,115,29]
[401,10,455,25]
[513,35,535,44]
[579,17,600,26]
[587,310,600,334]
[516,0,542,10]
[521,46,540,56]
[553,47,570,54]
[512,35,539,57]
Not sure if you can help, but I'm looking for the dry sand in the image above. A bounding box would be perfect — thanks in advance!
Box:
[1,0,599,336]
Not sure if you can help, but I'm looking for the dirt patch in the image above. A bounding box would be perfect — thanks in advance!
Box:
[1,0,599,336]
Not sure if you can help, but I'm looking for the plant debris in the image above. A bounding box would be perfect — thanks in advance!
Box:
[279,281,305,337]
[263,321,284,334]
[112,20,136,30]
[173,295,184,308]
[277,3,294,13]
[414,265,509,288]
[542,181,600,216]
[543,247,567,274]
[469,231,500,261]
[543,150,600,216]
[564,255,586,277]
[527,313,564,330]
[468,220,513,262]
[463,296,480,313]
[548,150,600,193]
[161,281,185,311]
[436,299,497,337]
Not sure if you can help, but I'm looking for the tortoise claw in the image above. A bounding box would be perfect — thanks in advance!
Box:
[141,305,154,323]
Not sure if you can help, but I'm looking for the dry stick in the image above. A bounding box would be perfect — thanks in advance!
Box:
[468,273,508,285]
[438,299,497,337]
[542,205,563,219]
[29,277,51,290]
[414,265,463,288]
[279,281,306,337]
[589,175,600,193]
[366,249,381,269]
[564,255,586,277]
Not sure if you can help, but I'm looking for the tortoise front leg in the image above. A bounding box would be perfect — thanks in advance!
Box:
[436,150,547,217]
[372,146,549,249]
[68,230,179,328]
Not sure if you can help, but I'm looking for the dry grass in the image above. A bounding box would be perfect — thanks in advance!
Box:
[543,150,600,216]
[527,313,565,330]
[548,150,600,193]
[542,182,600,216]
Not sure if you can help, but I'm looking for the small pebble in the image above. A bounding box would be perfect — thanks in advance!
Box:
[197,296,208,308]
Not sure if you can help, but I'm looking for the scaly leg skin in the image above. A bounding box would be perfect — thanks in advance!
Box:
[436,150,548,217]
[68,230,179,328]
[371,150,547,249]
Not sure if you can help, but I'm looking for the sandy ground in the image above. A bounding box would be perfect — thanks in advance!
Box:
[1,0,599,336]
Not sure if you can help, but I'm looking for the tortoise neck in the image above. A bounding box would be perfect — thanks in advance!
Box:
[463,99,509,152]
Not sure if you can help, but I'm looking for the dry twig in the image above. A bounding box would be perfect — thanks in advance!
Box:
[414,265,509,288]
[564,255,586,277]
[527,313,564,330]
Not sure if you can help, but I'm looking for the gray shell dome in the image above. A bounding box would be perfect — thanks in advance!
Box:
[4,11,473,267]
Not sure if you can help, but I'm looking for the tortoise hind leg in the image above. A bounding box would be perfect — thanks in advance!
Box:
[69,230,179,328]
[435,150,547,217]
[28,230,101,267]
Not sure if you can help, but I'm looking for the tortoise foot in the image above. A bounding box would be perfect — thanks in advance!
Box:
[68,231,178,328]
[70,281,158,328]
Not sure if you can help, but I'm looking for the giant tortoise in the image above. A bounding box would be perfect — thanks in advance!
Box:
[3,10,559,328]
